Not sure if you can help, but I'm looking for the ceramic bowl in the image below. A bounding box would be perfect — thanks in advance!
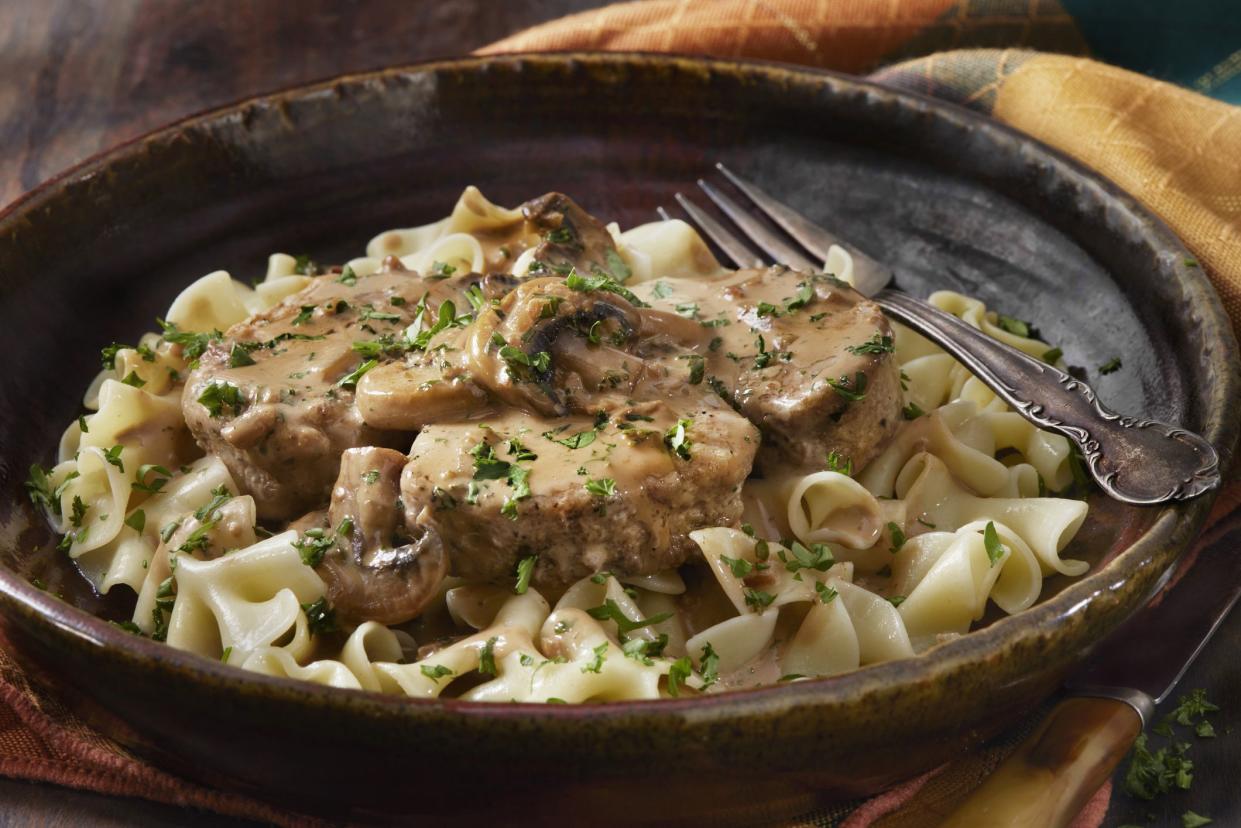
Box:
[0,53,1236,825]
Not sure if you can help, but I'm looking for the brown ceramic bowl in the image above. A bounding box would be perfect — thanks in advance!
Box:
[0,53,1237,825]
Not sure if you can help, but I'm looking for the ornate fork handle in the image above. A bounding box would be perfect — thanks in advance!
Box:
[876,289,1220,505]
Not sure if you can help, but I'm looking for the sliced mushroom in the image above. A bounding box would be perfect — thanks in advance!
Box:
[466,277,648,417]
[319,447,448,626]
[356,360,490,431]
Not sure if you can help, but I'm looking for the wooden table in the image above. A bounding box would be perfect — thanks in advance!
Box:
[0,2,1235,826]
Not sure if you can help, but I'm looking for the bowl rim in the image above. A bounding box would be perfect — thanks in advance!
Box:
[1,50,1237,724]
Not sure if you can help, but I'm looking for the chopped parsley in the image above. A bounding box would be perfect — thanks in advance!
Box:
[291,305,317,326]
[996,314,1033,338]
[1042,347,1063,364]
[902,402,926,420]
[564,269,649,307]
[699,643,720,688]
[887,522,906,554]
[581,642,608,674]
[827,372,867,402]
[124,509,146,533]
[719,554,753,579]
[476,636,498,675]
[586,599,672,637]
[102,444,125,472]
[887,595,906,608]
[336,358,378,389]
[744,588,775,610]
[780,541,834,574]
[120,370,146,388]
[429,261,457,279]
[514,555,537,594]
[301,597,339,636]
[133,463,172,493]
[826,451,853,476]
[684,354,705,385]
[228,343,257,367]
[664,418,693,460]
[294,529,333,567]
[651,281,673,299]
[293,254,318,275]
[667,657,693,697]
[197,382,245,417]
[815,581,838,604]
[335,265,358,286]
[420,664,455,683]
[1099,357,1123,375]
[500,465,531,520]
[847,332,895,355]
[982,521,1005,567]
[500,345,552,377]
[674,302,699,319]
[157,319,222,361]
[585,478,616,498]
[546,429,596,449]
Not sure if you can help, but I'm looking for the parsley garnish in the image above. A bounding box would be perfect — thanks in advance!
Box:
[888,595,906,608]
[157,319,222,361]
[477,636,499,675]
[335,265,357,286]
[815,581,838,604]
[197,382,245,417]
[983,521,1005,567]
[582,642,608,674]
[902,402,926,420]
[827,372,867,402]
[584,478,616,498]
[420,664,455,683]
[847,332,895,355]
[826,451,853,476]
[499,345,551,378]
[291,305,317,326]
[102,444,125,472]
[684,354,705,385]
[744,589,775,610]
[564,269,649,307]
[133,463,172,493]
[228,343,257,368]
[301,597,338,636]
[294,529,333,567]
[500,464,531,520]
[120,370,146,388]
[699,643,720,688]
[1042,347,1063,364]
[293,254,318,275]
[780,541,834,574]
[664,418,693,460]
[667,657,693,697]
[887,522,906,554]
[719,554,753,578]
[336,358,378,389]
[515,555,537,594]
[651,281,673,299]
[24,465,58,515]
[996,314,1032,338]
[546,429,596,449]
[586,599,672,636]
[429,260,456,278]
[124,509,146,533]
[1099,357,1123,375]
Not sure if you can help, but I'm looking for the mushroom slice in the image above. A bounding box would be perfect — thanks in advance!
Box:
[355,360,490,431]
[320,447,448,626]
[467,277,648,417]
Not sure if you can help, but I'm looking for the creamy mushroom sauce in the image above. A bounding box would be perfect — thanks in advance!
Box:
[31,188,1091,701]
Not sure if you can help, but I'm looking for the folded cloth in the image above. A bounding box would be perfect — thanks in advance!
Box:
[2,2,1239,826]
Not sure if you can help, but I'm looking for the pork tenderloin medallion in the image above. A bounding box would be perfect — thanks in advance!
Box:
[401,404,758,590]
[181,263,430,520]
[631,265,903,474]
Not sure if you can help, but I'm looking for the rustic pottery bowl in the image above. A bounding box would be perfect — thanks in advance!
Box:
[0,53,1236,825]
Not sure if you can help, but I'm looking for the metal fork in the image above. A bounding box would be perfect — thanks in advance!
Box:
[664,164,1219,505]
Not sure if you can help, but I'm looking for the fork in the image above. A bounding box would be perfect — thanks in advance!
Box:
[664,164,1219,506]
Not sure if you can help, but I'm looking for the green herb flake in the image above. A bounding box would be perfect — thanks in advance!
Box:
[846,332,895,355]
[335,265,358,286]
[827,372,867,402]
[902,402,926,420]
[581,642,608,674]
[1099,357,1123,375]
[664,418,693,461]
[420,664,455,683]
[983,521,1005,567]
[584,478,616,498]
[719,554,753,579]
[815,581,838,604]
[666,657,693,697]
[197,382,245,418]
[1042,347,1063,364]
[996,314,1032,338]
[301,597,339,636]
[887,522,906,554]
[514,555,537,594]
[120,370,147,388]
[698,643,720,688]
[294,529,333,568]
[826,451,853,476]
[586,599,672,636]
[124,509,146,533]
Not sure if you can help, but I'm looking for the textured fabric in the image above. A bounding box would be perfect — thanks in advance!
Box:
[2,1,1239,826]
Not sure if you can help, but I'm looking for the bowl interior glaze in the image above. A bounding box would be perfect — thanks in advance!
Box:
[0,53,1236,824]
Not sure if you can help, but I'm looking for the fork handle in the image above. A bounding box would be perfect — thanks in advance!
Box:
[875,289,1219,504]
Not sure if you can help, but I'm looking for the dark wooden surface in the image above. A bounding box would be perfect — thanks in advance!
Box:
[0,2,1235,826]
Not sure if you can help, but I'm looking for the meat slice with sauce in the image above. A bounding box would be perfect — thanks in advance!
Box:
[401,405,758,589]
[181,263,431,520]
[631,266,903,474]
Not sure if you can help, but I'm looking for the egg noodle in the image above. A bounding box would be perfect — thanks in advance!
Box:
[28,187,1088,701]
